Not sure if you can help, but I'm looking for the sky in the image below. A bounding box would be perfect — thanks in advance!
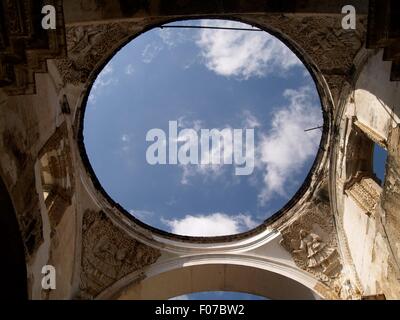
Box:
[84,19,323,238]
[373,143,387,185]
[83,19,388,301]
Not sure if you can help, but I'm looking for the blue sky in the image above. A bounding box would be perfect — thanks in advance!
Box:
[84,20,323,238]
[83,19,387,300]
[373,143,387,185]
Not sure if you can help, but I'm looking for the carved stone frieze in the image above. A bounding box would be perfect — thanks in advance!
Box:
[0,0,67,94]
[55,20,160,85]
[280,199,342,286]
[345,176,381,215]
[279,190,365,299]
[251,15,366,71]
[38,123,74,230]
[55,14,366,103]
[243,14,367,105]
[79,210,161,299]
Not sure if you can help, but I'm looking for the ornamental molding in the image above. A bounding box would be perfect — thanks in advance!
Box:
[79,210,161,299]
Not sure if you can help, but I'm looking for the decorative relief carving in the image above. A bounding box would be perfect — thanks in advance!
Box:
[279,190,364,299]
[345,175,381,215]
[0,0,67,94]
[79,210,161,299]
[38,123,74,230]
[293,230,338,273]
[55,20,159,85]
[280,199,342,286]
[244,14,366,104]
[251,15,366,73]
[343,124,382,217]
[55,14,366,99]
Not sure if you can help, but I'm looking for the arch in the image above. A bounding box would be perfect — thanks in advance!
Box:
[98,255,324,300]
[0,175,28,299]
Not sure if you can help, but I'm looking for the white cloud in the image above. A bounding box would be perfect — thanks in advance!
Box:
[242,110,261,128]
[257,86,322,204]
[158,27,189,48]
[157,21,196,47]
[180,163,225,185]
[142,43,163,63]
[125,64,134,75]
[178,124,234,185]
[89,62,118,103]
[163,212,258,236]
[174,117,226,184]
[177,116,203,132]
[196,20,301,79]
[158,28,175,46]
[175,116,257,185]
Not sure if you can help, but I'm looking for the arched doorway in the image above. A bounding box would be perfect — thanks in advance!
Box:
[98,257,323,300]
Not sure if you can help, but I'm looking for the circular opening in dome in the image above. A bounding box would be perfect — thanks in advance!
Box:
[83,19,323,237]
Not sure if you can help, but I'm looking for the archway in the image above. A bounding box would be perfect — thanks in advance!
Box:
[97,256,324,300]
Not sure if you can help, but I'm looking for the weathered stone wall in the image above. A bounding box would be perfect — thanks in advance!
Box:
[333,50,400,299]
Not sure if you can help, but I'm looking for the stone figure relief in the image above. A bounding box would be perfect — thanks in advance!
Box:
[78,210,161,299]
[345,176,381,215]
[279,197,344,288]
[279,192,365,299]
[293,230,336,273]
